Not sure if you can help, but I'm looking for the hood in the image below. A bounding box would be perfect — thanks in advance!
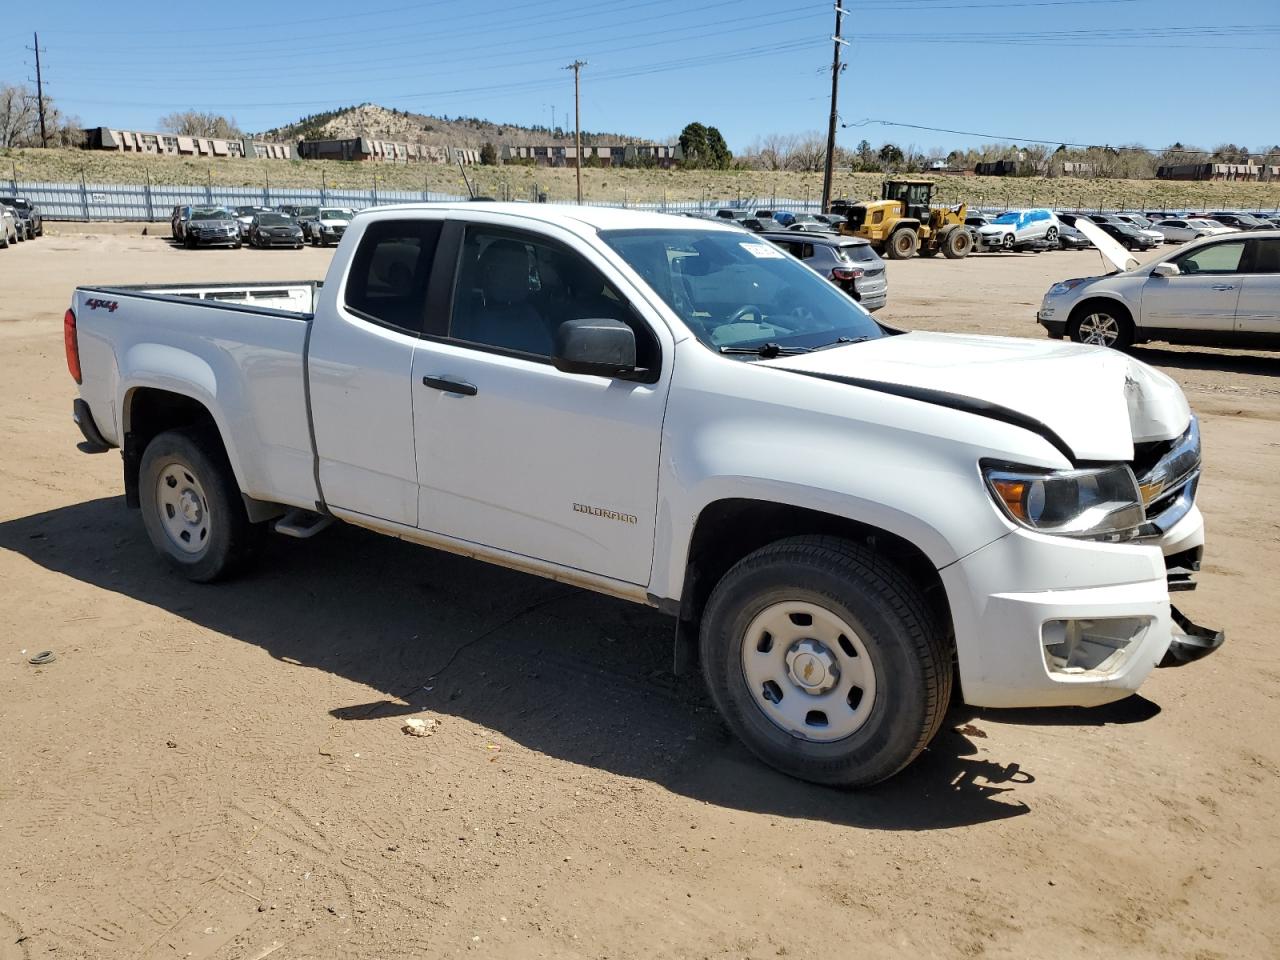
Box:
[978,222,1014,235]
[761,331,1190,462]
[1073,219,1140,273]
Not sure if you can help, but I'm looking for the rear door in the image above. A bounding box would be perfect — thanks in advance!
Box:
[1140,238,1245,335]
[307,216,446,525]
[408,218,671,585]
[1234,237,1280,336]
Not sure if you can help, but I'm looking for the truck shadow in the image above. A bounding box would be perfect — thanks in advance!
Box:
[2,496,1060,830]
[1129,345,1280,376]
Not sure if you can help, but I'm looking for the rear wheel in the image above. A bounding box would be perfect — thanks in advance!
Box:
[942,227,973,259]
[1045,226,1058,245]
[1069,302,1133,349]
[886,228,919,260]
[139,428,265,582]
[699,536,952,787]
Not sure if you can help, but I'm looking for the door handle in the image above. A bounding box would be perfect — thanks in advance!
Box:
[1211,284,1236,291]
[421,375,477,396]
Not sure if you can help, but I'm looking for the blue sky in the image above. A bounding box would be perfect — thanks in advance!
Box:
[3,0,1277,153]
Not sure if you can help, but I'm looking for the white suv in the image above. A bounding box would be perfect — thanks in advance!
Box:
[1038,221,1280,350]
[978,208,1061,251]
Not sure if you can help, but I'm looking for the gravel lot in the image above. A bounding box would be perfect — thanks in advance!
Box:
[1,226,1277,960]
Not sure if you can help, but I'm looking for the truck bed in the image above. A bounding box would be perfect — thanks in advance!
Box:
[71,280,322,512]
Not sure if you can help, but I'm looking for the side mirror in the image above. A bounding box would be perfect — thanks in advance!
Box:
[1151,262,1179,278]
[553,318,641,379]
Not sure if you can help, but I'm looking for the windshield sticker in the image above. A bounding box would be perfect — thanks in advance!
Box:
[740,242,784,259]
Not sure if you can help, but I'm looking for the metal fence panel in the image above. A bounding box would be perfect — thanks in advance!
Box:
[5,178,1276,221]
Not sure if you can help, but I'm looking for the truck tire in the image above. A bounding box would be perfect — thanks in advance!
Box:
[886,228,918,260]
[1068,300,1133,349]
[139,428,265,582]
[942,227,973,259]
[699,535,952,787]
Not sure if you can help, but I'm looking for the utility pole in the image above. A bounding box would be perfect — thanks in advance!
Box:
[27,32,49,147]
[821,5,848,213]
[564,60,587,204]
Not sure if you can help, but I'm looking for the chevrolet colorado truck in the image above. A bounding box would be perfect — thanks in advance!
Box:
[65,203,1222,786]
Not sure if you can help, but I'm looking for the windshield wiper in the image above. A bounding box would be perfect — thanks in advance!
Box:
[810,336,874,351]
[719,342,812,358]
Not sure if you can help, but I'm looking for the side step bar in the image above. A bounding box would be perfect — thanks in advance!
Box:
[273,509,333,539]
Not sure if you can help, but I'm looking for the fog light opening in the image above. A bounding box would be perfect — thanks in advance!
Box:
[1041,617,1151,676]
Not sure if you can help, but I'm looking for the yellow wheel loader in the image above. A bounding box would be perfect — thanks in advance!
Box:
[837,179,973,260]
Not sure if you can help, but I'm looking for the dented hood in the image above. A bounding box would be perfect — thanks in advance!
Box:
[763,331,1190,462]
[1073,218,1141,273]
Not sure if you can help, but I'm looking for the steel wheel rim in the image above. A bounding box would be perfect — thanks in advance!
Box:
[1077,313,1119,346]
[740,600,877,742]
[155,460,212,557]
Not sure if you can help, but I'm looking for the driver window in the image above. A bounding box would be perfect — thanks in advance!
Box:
[1176,241,1245,275]
[449,227,655,365]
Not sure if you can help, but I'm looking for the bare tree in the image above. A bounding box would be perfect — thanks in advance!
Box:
[0,85,37,148]
[786,132,827,172]
[158,110,243,139]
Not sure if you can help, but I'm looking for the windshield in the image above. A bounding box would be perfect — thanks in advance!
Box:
[991,213,1019,225]
[320,208,352,221]
[599,228,885,353]
[191,207,232,221]
[296,207,319,217]
[257,213,293,226]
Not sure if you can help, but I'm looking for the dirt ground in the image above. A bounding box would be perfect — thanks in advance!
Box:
[1,225,1277,960]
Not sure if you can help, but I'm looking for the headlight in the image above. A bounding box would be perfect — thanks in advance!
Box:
[1047,278,1091,296]
[982,461,1144,541]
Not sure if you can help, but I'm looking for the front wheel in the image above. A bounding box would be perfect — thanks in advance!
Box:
[139,428,264,582]
[699,536,952,787]
[886,228,919,260]
[1002,232,1015,251]
[1069,304,1133,349]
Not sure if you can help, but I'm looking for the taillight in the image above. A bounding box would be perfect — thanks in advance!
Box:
[831,268,864,281]
[64,309,82,384]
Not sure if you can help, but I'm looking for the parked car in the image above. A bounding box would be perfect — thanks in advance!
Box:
[170,205,192,242]
[1261,216,1280,228]
[1150,218,1236,244]
[1086,216,1158,251]
[741,217,775,233]
[1112,215,1168,246]
[293,206,322,241]
[65,203,1220,787]
[1206,212,1271,231]
[1,196,42,239]
[977,209,1061,251]
[715,209,750,221]
[1053,213,1093,250]
[762,231,888,310]
[0,204,18,247]
[233,205,275,240]
[787,221,838,234]
[248,212,304,248]
[183,207,241,249]
[1038,221,1280,350]
[310,207,355,247]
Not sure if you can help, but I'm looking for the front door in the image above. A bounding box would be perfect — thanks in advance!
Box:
[410,221,670,585]
[1141,239,1245,334]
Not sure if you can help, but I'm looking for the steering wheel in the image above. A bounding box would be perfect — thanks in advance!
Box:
[728,304,765,324]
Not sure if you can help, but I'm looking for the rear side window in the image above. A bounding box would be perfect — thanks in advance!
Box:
[344,219,443,333]
[1248,238,1280,274]
[841,244,876,263]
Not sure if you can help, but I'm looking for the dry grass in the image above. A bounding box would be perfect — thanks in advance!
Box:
[5,147,1280,211]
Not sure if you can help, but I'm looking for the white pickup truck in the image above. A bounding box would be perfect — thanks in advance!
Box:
[66,203,1222,786]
